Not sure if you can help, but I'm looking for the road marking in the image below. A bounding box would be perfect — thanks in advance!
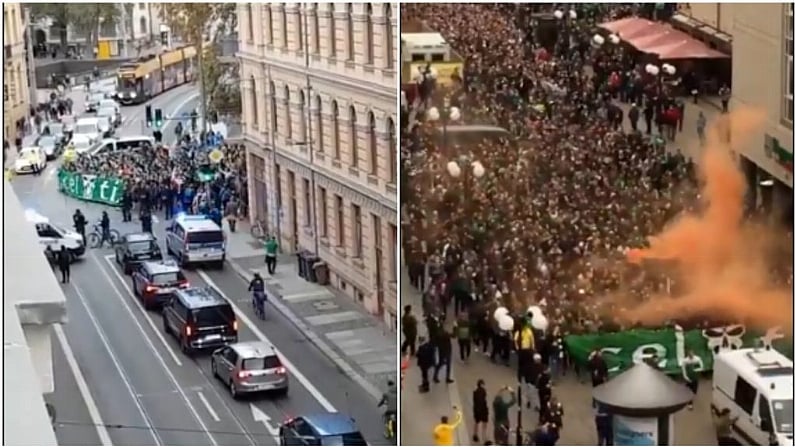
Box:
[197,270,337,413]
[197,391,221,422]
[93,253,219,446]
[54,324,113,446]
[249,403,280,438]
[99,254,182,367]
[69,281,162,445]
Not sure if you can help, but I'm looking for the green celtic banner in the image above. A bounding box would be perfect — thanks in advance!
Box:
[564,326,791,376]
[57,169,125,206]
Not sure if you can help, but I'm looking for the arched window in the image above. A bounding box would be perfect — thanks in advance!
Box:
[368,112,377,175]
[384,4,394,69]
[296,4,304,51]
[328,4,336,57]
[266,6,274,44]
[314,95,324,153]
[281,3,288,48]
[139,17,148,36]
[365,4,374,65]
[250,75,258,128]
[311,3,320,54]
[269,81,278,134]
[284,86,292,140]
[247,4,254,41]
[349,106,358,167]
[297,90,306,143]
[332,101,340,159]
[387,117,396,183]
[346,3,354,61]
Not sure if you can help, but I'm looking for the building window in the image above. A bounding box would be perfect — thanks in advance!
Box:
[312,3,320,54]
[266,6,274,44]
[346,3,354,61]
[140,17,148,35]
[365,4,374,65]
[335,195,345,246]
[329,4,336,57]
[349,106,359,168]
[303,178,311,226]
[384,4,394,69]
[785,3,793,125]
[352,204,362,258]
[332,100,340,159]
[368,112,377,175]
[269,81,278,135]
[247,4,254,41]
[389,224,397,281]
[250,76,259,128]
[297,90,306,143]
[387,117,396,183]
[314,95,324,153]
[284,86,292,141]
[297,5,304,52]
[319,187,328,237]
[281,3,288,49]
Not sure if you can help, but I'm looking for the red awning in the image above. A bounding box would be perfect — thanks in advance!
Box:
[600,17,730,60]
[599,17,659,41]
[626,29,684,49]
[645,40,730,60]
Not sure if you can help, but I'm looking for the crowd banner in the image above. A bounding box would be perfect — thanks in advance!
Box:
[57,169,124,206]
[565,325,791,376]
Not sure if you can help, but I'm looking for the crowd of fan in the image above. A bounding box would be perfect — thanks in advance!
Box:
[61,141,249,223]
[400,4,789,337]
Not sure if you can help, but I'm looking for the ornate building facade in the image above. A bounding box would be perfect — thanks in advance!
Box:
[237,3,398,328]
[4,3,31,142]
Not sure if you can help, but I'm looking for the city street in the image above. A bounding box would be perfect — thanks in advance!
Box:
[13,85,389,446]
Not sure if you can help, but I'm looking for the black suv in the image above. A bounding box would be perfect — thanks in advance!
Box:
[115,232,163,274]
[132,260,189,309]
[162,287,238,355]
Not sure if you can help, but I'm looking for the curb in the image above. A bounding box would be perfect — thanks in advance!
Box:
[226,258,386,403]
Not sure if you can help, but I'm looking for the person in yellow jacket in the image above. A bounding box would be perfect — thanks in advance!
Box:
[433,406,462,446]
[5,167,15,182]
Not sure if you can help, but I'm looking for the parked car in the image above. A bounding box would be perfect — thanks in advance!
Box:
[35,135,61,160]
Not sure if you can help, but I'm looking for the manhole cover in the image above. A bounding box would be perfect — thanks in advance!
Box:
[313,300,339,311]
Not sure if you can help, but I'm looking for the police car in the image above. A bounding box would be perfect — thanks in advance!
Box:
[25,209,85,263]
[165,214,226,269]
[712,347,794,446]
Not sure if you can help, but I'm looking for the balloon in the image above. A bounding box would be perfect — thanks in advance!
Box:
[446,161,462,178]
[498,315,514,331]
[472,161,485,178]
[426,107,440,121]
[527,305,549,331]
[493,306,509,321]
[449,106,461,121]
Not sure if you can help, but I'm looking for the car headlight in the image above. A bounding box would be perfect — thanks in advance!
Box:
[130,92,137,98]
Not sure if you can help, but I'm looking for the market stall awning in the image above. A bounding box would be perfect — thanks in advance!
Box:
[644,39,730,60]
[599,17,659,41]
[600,17,730,60]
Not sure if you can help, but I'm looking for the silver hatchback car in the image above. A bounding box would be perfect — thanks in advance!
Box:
[211,341,289,399]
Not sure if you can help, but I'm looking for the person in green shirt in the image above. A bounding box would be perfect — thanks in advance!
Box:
[492,387,517,445]
[264,236,278,275]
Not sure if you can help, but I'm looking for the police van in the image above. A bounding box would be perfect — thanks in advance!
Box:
[712,347,794,446]
[25,209,85,263]
[165,214,226,269]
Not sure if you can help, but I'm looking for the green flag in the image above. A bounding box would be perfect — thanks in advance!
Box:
[57,169,125,206]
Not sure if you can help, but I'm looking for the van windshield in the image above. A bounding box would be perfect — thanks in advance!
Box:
[192,305,234,327]
[772,399,793,433]
[187,231,224,244]
[75,123,97,134]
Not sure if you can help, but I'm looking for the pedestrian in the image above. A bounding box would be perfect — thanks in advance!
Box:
[99,211,112,248]
[681,349,704,410]
[628,103,640,132]
[416,336,435,393]
[696,111,707,146]
[712,408,740,445]
[588,350,608,387]
[225,195,238,232]
[401,305,418,356]
[141,208,153,234]
[719,84,731,113]
[472,379,489,443]
[536,365,553,419]
[432,407,462,446]
[121,190,133,222]
[533,423,559,446]
[595,403,613,446]
[72,209,87,243]
[264,235,278,275]
[492,386,516,446]
[433,325,454,384]
[454,311,471,361]
[57,245,71,283]
[525,353,542,412]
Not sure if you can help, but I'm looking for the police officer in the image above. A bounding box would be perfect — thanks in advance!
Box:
[99,211,112,248]
[72,209,87,243]
[121,190,133,222]
[140,207,153,234]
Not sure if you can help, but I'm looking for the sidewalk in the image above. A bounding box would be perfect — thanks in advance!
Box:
[225,221,396,402]
[399,267,469,446]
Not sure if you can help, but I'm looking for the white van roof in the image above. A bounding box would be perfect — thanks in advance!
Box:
[24,209,49,225]
[76,117,100,125]
[718,348,793,398]
[175,214,222,232]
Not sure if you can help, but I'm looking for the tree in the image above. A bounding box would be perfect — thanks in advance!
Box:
[28,3,126,52]
[159,4,237,129]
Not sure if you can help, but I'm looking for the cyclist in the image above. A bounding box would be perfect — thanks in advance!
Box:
[98,211,111,248]
[248,272,266,317]
[378,380,397,438]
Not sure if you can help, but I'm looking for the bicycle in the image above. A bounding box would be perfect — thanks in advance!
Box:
[383,412,396,442]
[251,291,266,320]
[86,223,120,249]
[250,219,267,239]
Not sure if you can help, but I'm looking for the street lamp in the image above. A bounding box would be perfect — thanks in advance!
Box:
[427,100,461,156]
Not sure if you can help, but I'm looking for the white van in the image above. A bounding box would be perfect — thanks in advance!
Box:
[89,136,155,156]
[712,348,794,446]
[74,117,102,143]
[25,209,85,262]
[165,214,226,268]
